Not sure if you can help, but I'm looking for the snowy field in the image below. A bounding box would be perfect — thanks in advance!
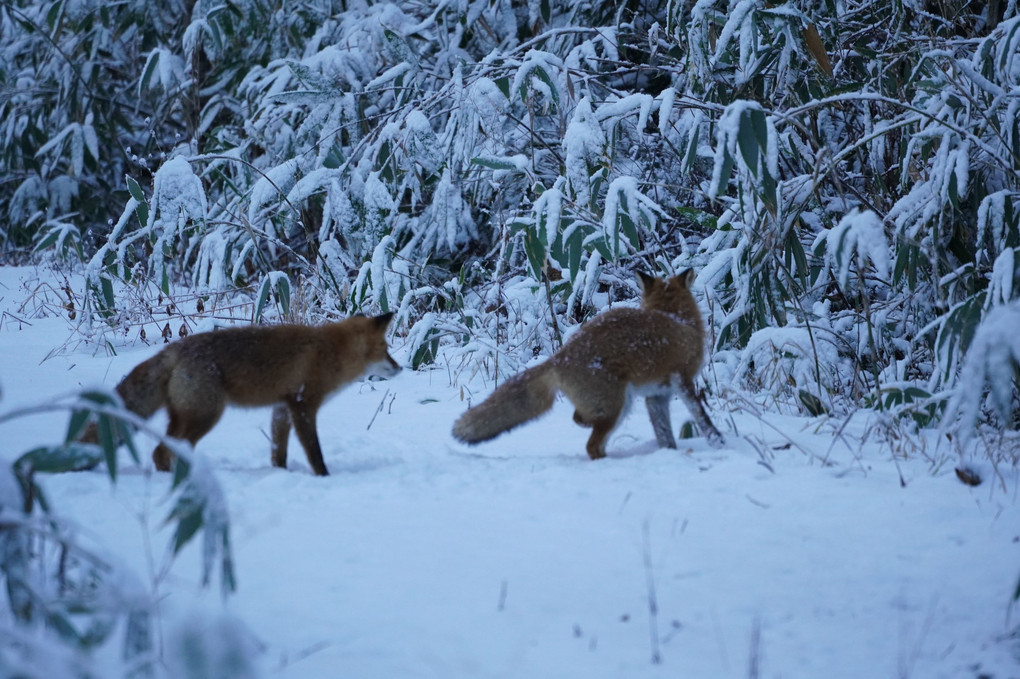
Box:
[1,265,1018,678]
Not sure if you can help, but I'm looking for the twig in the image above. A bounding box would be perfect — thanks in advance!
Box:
[365,388,390,431]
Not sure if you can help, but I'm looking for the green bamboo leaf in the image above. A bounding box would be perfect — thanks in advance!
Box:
[275,276,291,316]
[471,156,521,171]
[936,294,985,382]
[255,276,272,321]
[65,408,91,443]
[173,510,203,555]
[798,390,828,416]
[737,111,760,177]
[523,230,546,279]
[532,66,559,106]
[750,108,768,151]
[16,445,103,474]
[97,415,118,482]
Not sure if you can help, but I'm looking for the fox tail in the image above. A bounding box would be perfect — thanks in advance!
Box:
[452,363,558,444]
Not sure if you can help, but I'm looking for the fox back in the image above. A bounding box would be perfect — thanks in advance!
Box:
[550,273,706,391]
[157,316,400,408]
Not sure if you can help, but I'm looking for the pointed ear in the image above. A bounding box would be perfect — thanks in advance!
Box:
[373,312,395,329]
[636,271,657,293]
[676,268,695,287]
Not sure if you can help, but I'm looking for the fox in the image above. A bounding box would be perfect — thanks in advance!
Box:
[84,313,401,476]
[452,270,724,459]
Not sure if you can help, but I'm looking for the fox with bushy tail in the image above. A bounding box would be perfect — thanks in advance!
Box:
[452,271,724,459]
[85,314,401,476]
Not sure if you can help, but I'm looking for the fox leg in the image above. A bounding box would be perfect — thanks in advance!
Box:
[155,399,226,471]
[573,409,624,462]
[645,394,677,449]
[677,379,725,448]
[585,414,620,460]
[285,400,329,476]
[564,380,625,460]
[270,405,291,469]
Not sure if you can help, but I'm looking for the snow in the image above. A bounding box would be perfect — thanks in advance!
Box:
[824,208,892,288]
[563,97,605,207]
[0,265,1017,678]
[149,155,208,234]
[945,299,1020,444]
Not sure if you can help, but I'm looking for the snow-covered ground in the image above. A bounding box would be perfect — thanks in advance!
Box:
[1,265,1017,678]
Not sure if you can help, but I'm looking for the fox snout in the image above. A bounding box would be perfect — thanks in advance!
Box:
[367,355,402,380]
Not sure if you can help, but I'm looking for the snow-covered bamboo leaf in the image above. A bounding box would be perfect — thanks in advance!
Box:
[255,271,291,322]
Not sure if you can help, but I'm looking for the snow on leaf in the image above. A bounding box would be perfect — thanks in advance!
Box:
[512,50,564,107]
[714,0,757,83]
[823,208,891,289]
[657,87,676,136]
[562,97,605,207]
[944,299,1020,444]
[286,168,339,206]
[247,159,299,227]
[149,156,207,234]
[421,169,476,254]
[594,93,654,133]
[33,123,76,161]
[987,248,1018,307]
[601,177,663,260]
[533,185,563,252]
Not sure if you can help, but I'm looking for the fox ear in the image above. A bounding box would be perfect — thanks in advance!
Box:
[676,268,695,287]
[373,312,395,329]
[636,271,657,292]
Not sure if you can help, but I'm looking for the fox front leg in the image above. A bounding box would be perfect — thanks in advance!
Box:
[270,404,291,469]
[645,394,677,449]
[285,400,330,476]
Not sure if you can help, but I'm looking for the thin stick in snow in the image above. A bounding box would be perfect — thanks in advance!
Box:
[366,388,390,431]
[642,520,662,665]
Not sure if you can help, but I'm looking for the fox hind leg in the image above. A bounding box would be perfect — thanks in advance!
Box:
[645,394,677,449]
[584,414,621,460]
[677,379,724,448]
[564,381,625,460]
[270,404,291,469]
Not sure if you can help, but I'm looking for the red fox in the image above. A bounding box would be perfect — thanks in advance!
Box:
[452,271,724,458]
[89,314,400,476]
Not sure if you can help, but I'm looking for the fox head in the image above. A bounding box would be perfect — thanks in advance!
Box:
[360,312,402,380]
[637,270,703,327]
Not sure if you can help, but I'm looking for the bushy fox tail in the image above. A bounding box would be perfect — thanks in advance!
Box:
[452,363,558,444]
[114,348,176,418]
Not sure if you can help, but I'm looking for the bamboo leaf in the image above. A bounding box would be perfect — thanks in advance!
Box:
[803,24,833,78]
[737,111,760,176]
